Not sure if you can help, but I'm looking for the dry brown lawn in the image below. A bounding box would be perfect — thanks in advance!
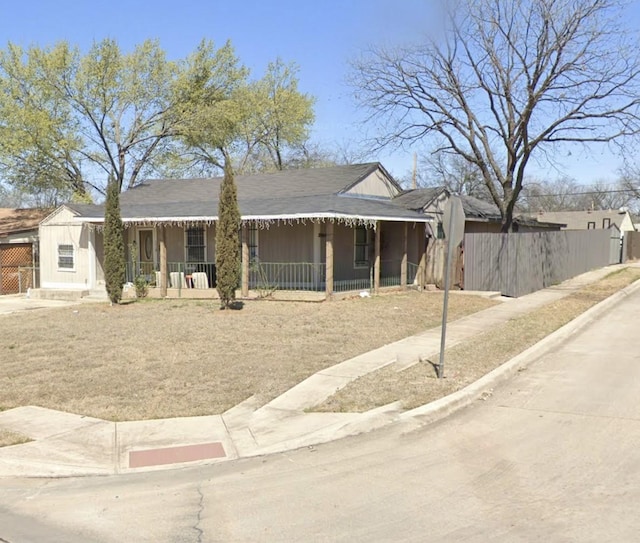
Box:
[316,267,640,413]
[0,429,30,448]
[0,290,496,424]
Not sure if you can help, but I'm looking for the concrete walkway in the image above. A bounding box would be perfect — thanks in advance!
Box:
[1,264,638,477]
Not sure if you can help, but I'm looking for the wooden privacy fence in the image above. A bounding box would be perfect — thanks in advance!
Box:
[424,238,463,288]
[626,231,640,261]
[463,229,612,297]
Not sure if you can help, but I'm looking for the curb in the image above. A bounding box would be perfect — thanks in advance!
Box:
[399,277,640,426]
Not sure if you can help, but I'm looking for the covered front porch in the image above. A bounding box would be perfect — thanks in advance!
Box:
[124,219,430,300]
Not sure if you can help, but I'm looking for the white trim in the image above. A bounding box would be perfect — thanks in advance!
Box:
[57,243,75,271]
[75,212,434,225]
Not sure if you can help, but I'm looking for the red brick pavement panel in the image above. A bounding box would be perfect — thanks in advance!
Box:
[129,442,226,468]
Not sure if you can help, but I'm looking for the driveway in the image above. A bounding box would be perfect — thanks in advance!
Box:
[0,294,80,315]
[2,287,640,542]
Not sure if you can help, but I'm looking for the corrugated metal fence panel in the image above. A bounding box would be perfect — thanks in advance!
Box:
[464,229,610,297]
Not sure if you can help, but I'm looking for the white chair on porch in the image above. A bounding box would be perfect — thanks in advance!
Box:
[169,271,187,288]
[191,272,209,289]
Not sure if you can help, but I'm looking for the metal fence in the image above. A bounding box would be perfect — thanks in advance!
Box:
[249,262,325,292]
[16,266,39,293]
[463,229,612,297]
[130,260,419,295]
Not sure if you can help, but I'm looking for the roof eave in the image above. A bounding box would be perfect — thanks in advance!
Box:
[75,212,433,225]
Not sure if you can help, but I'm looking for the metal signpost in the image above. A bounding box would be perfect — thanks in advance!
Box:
[438,196,465,379]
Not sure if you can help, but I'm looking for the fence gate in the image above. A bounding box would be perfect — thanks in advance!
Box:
[0,244,33,295]
[609,227,622,264]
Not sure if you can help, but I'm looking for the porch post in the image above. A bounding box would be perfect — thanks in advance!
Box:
[401,222,408,289]
[159,226,167,298]
[374,221,380,294]
[241,224,249,297]
[88,225,96,290]
[325,221,334,298]
[418,223,428,289]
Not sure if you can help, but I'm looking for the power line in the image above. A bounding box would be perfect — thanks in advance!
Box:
[525,188,639,198]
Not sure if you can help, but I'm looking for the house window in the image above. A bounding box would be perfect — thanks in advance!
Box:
[247,225,258,261]
[185,228,205,262]
[57,244,74,270]
[603,218,611,229]
[587,221,596,230]
[354,226,369,268]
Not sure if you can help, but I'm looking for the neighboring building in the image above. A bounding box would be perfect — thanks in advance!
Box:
[533,209,636,238]
[38,163,433,299]
[391,187,564,288]
[393,187,564,235]
[0,208,49,294]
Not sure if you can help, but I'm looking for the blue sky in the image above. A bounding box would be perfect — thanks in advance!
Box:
[0,0,635,184]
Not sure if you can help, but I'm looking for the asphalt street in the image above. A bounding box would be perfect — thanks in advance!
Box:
[1,286,640,542]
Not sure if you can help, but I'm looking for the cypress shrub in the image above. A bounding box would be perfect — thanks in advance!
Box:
[215,160,241,308]
[104,179,126,304]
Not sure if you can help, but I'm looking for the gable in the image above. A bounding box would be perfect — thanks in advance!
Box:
[342,165,400,199]
[40,205,80,227]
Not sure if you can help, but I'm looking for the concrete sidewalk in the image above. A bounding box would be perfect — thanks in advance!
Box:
[1,264,638,477]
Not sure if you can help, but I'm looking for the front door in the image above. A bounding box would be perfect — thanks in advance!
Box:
[138,230,155,276]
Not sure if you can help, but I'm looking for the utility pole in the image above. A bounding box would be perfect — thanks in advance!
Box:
[412,153,417,189]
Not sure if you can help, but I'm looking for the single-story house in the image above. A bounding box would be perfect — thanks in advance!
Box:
[533,209,636,238]
[393,187,565,235]
[0,208,49,294]
[38,163,434,299]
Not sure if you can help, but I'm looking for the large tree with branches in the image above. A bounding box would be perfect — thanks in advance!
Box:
[352,0,640,231]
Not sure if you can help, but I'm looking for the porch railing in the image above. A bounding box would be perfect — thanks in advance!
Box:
[249,261,325,292]
[126,260,420,294]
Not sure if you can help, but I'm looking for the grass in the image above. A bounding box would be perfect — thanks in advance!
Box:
[0,289,496,422]
[315,267,640,413]
[0,429,31,448]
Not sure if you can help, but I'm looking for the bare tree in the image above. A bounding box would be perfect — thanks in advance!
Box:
[519,176,638,212]
[352,0,640,231]
[619,162,640,211]
[519,176,587,212]
[419,151,491,199]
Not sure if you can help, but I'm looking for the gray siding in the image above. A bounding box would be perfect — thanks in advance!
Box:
[259,223,314,262]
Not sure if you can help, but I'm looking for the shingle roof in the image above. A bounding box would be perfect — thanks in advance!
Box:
[0,208,50,237]
[393,187,565,228]
[69,163,431,224]
[392,187,444,210]
[394,187,502,220]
